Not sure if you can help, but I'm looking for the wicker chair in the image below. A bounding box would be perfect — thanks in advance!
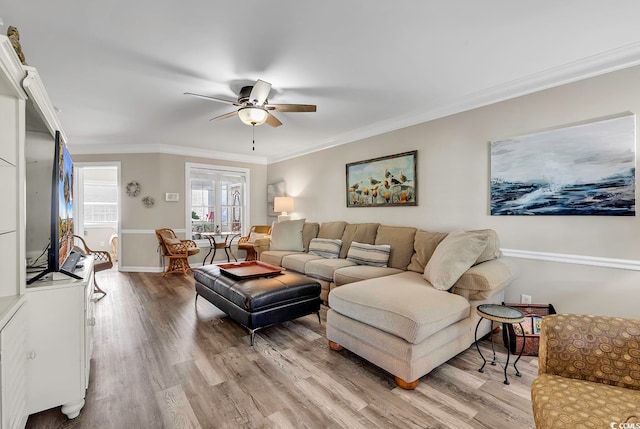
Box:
[155,228,200,276]
[73,235,113,300]
[237,225,272,261]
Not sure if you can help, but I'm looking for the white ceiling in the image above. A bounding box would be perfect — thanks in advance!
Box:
[4,1,640,164]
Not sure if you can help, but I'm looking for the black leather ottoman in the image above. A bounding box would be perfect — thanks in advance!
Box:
[194,265,321,345]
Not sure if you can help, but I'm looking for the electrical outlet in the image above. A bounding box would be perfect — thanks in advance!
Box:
[100,241,105,247]
[521,294,532,304]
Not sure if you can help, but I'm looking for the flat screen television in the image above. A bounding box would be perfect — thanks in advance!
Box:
[27,131,82,284]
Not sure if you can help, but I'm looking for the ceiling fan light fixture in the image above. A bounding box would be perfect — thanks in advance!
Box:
[238,107,268,126]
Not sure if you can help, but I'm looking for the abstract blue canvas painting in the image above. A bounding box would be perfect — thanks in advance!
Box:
[491,114,636,216]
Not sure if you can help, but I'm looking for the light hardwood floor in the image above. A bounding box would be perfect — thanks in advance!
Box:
[27,269,537,428]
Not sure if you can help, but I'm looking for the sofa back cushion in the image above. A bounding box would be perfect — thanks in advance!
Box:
[302,222,320,251]
[346,242,391,267]
[423,230,488,290]
[318,221,348,239]
[308,238,342,259]
[339,223,380,258]
[407,230,448,273]
[375,225,417,270]
[270,219,306,251]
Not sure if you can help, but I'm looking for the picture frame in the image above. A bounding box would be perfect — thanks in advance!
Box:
[346,150,417,207]
[533,317,543,335]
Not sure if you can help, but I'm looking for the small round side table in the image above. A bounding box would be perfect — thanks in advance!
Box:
[474,304,526,385]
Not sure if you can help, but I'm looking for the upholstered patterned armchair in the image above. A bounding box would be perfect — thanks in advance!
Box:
[531,314,640,428]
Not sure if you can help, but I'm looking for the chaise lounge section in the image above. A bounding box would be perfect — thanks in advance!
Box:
[255,219,515,388]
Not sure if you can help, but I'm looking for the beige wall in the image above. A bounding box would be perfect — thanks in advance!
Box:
[267,65,640,318]
[71,152,268,270]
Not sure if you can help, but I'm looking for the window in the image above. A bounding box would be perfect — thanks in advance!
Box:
[186,163,249,241]
[83,180,118,226]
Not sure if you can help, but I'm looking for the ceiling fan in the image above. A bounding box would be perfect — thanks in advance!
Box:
[184,79,316,127]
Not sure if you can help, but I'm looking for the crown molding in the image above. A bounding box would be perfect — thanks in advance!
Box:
[70,143,268,165]
[268,41,640,164]
[0,36,27,99]
[502,248,640,271]
[22,67,68,142]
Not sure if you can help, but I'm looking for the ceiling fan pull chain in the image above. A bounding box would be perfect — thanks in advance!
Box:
[252,124,255,151]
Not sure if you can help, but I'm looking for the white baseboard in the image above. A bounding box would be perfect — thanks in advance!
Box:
[501,248,640,271]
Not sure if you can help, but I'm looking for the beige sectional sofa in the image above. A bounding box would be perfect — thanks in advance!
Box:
[255,219,515,389]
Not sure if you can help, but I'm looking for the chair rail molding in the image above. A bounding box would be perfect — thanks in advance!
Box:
[121,229,186,234]
[501,248,640,271]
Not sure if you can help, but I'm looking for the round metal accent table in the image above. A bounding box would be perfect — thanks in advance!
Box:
[474,304,526,385]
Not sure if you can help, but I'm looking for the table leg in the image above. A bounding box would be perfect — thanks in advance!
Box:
[490,322,498,366]
[202,247,213,266]
[513,322,525,377]
[209,247,217,264]
[474,317,488,373]
[502,322,511,385]
[227,245,238,262]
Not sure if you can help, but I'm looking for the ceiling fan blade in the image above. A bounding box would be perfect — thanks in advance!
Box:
[265,112,282,127]
[185,92,239,106]
[249,79,272,105]
[266,104,317,113]
[209,111,239,121]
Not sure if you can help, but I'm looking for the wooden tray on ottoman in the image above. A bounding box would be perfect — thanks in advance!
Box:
[502,303,556,356]
[218,261,283,280]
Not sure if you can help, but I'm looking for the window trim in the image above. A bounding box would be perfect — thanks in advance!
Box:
[185,162,250,247]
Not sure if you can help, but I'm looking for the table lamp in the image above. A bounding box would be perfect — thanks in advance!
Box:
[274,196,294,222]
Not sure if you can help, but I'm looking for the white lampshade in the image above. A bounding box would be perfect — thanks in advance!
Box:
[237,107,268,126]
[274,196,294,214]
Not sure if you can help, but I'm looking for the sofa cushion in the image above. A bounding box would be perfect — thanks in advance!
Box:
[407,230,448,273]
[346,242,391,267]
[470,229,502,265]
[270,219,305,251]
[339,223,380,258]
[451,259,514,300]
[333,265,403,286]
[329,271,470,344]
[308,238,342,259]
[424,231,488,290]
[302,222,320,252]
[281,253,323,274]
[261,250,303,267]
[318,221,348,239]
[375,225,417,270]
[305,258,357,282]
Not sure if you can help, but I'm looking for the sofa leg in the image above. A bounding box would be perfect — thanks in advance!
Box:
[328,340,344,351]
[394,377,419,390]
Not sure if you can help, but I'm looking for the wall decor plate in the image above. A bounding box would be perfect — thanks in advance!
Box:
[126,181,141,197]
[142,196,155,208]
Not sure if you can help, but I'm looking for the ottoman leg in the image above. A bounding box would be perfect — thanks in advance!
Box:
[394,377,419,390]
[328,340,344,351]
[316,311,321,324]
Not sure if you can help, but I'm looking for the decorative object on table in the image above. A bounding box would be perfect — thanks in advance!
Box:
[165,192,179,202]
[267,180,286,217]
[503,303,557,356]
[142,196,154,208]
[273,196,294,222]
[475,304,526,385]
[491,113,636,216]
[7,26,27,65]
[346,150,417,207]
[125,181,141,197]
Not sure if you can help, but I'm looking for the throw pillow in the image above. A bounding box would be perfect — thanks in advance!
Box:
[269,218,305,251]
[346,241,391,267]
[308,238,342,259]
[423,230,488,290]
[248,232,268,243]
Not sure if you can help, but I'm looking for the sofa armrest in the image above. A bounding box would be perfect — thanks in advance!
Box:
[450,258,515,300]
[254,237,271,260]
[539,314,640,390]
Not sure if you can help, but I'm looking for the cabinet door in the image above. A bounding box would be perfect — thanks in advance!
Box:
[84,271,95,389]
[1,304,28,429]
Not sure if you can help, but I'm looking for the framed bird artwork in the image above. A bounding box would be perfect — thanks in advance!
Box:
[346,150,417,207]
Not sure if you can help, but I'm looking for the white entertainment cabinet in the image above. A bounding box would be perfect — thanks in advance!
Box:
[0,34,95,426]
